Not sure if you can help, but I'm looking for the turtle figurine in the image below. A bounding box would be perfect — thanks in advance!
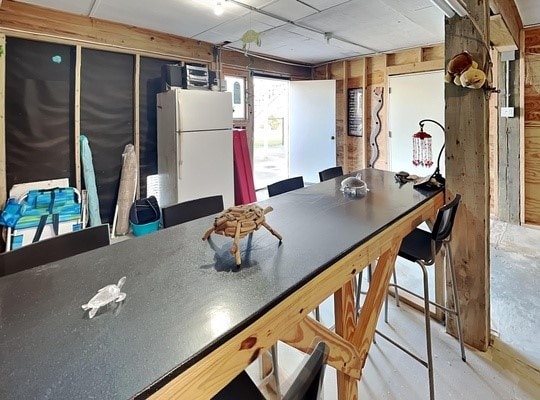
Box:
[82,276,127,318]
[203,204,282,267]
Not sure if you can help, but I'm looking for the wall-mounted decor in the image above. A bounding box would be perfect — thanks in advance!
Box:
[369,87,383,168]
[347,88,363,137]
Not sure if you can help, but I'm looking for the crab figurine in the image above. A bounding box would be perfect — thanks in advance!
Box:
[82,276,127,318]
[203,204,282,267]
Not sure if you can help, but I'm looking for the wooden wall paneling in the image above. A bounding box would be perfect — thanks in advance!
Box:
[386,59,445,76]
[524,125,540,224]
[520,30,524,224]
[335,76,345,169]
[0,33,5,206]
[524,28,540,124]
[445,0,490,351]
[521,29,527,224]
[0,0,213,62]
[422,45,445,62]
[361,59,367,170]
[386,48,421,66]
[220,50,311,80]
[523,27,540,225]
[340,61,347,171]
[366,55,388,169]
[489,50,499,215]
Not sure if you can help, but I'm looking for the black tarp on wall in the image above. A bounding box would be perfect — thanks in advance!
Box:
[139,57,174,198]
[5,38,75,193]
[81,49,134,223]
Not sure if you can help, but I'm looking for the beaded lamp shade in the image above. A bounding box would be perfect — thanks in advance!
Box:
[412,127,433,167]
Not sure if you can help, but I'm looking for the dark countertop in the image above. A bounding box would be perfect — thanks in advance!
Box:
[0,169,440,399]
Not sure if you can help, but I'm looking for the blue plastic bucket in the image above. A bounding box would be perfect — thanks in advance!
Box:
[130,220,159,236]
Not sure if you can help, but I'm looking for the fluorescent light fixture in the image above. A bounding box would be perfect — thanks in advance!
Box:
[430,0,468,18]
[430,0,455,18]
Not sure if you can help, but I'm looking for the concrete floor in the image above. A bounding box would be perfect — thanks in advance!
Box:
[247,218,540,399]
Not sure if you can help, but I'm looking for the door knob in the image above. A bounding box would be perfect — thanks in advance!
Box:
[331,136,335,140]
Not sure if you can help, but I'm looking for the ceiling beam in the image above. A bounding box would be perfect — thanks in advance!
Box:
[490,14,518,51]
[490,0,523,46]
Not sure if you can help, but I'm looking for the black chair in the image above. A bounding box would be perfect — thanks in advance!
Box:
[377,194,465,400]
[318,166,343,182]
[0,224,110,277]
[161,195,224,228]
[213,341,329,400]
[267,176,304,197]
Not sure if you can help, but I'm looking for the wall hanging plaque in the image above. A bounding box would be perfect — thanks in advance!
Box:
[348,88,364,136]
[348,88,363,137]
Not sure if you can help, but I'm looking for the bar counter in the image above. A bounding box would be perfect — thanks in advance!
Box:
[0,169,443,399]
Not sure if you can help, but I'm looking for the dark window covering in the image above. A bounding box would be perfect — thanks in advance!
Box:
[139,56,175,198]
[5,38,75,193]
[81,49,134,223]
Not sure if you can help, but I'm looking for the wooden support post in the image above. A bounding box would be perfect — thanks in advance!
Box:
[497,51,521,223]
[445,0,490,351]
[74,45,82,191]
[0,33,6,206]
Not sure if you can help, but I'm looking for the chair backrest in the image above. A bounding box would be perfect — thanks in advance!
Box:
[0,224,110,277]
[161,195,224,228]
[282,341,329,400]
[431,194,461,244]
[318,166,343,182]
[212,341,329,400]
[267,176,304,197]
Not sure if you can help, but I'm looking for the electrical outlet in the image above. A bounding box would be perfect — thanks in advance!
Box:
[501,107,515,118]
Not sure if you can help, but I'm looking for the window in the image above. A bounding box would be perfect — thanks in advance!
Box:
[225,75,246,120]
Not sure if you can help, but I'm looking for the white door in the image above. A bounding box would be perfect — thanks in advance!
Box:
[388,71,445,176]
[290,80,336,184]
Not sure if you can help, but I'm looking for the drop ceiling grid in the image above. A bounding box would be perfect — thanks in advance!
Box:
[14,0,94,15]
[91,0,235,38]
[261,0,318,21]
[240,27,366,63]
[193,10,286,44]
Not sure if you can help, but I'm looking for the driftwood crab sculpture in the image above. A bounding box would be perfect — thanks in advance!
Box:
[203,204,282,267]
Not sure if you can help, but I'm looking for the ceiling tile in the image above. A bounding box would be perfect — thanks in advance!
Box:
[14,0,94,15]
[514,0,540,27]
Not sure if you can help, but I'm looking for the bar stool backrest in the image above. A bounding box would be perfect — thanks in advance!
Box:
[0,224,110,277]
[318,166,344,182]
[162,195,224,228]
[431,194,461,252]
[282,341,329,400]
[267,176,304,197]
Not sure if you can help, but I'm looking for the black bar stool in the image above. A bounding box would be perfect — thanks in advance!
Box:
[378,194,466,400]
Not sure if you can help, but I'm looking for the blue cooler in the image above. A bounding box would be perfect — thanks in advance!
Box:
[129,196,160,236]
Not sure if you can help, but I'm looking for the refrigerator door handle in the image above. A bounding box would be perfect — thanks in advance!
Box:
[176,130,182,179]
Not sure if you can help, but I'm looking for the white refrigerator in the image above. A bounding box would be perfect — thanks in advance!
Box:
[157,89,234,208]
